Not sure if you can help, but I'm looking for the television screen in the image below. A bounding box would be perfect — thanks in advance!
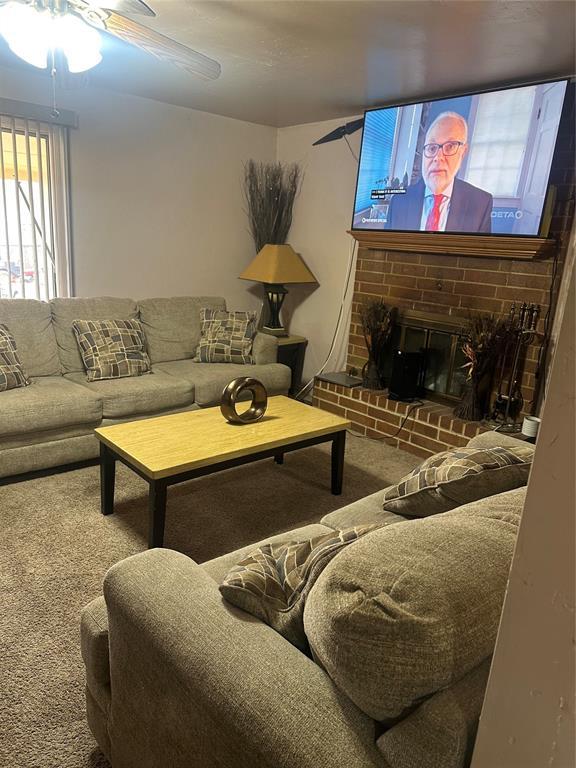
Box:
[352,79,568,236]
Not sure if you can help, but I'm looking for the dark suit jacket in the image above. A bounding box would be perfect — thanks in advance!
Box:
[385,178,493,233]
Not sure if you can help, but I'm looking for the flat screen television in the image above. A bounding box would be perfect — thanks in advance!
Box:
[351,79,569,236]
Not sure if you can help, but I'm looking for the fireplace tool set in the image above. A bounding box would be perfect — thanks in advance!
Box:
[491,302,540,431]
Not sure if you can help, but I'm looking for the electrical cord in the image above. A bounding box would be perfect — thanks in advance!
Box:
[344,134,359,162]
[532,245,560,412]
[294,130,361,401]
[347,399,424,442]
[294,237,358,401]
[532,187,576,411]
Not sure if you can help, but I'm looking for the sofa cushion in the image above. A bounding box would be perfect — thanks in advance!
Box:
[51,297,139,374]
[0,324,30,391]
[321,490,408,529]
[303,487,525,722]
[220,525,380,652]
[194,308,258,364]
[382,445,532,517]
[154,359,291,407]
[0,376,102,437]
[138,296,226,364]
[72,319,151,381]
[0,298,60,376]
[65,370,194,419]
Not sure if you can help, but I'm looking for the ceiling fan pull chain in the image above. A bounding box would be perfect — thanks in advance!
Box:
[50,49,60,119]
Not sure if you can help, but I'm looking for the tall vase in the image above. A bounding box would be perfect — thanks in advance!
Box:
[362,358,383,390]
[453,372,491,421]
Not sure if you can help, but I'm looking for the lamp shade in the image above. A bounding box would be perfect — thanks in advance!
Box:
[239,244,316,285]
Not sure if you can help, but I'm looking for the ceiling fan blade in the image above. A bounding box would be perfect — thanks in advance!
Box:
[88,0,156,17]
[312,126,346,146]
[313,118,364,146]
[102,11,221,80]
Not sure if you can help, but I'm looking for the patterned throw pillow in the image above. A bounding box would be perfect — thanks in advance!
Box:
[193,308,257,364]
[220,525,381,651]
[72,319,151,382]
[382,445,533,517]
[0,324,30,391]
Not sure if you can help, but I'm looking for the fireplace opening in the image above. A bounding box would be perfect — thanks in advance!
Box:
[381,311,468,403]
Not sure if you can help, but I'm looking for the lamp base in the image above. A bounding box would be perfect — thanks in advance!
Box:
[263,283,288,337]
[262,326,289,337]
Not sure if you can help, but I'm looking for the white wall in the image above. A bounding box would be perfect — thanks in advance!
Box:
[0,65,277,310]
[277,116,361,384]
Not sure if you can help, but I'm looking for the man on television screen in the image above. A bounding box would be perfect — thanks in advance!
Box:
[385,112,493,233]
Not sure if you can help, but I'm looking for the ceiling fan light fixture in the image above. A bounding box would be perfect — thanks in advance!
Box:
[0,1,102,73]
[0,0,220,80]
[0,3,50,69]
[55,13,102,73]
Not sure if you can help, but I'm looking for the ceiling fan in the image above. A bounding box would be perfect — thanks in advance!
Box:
[313,118,364,146]
[0,0,221,78]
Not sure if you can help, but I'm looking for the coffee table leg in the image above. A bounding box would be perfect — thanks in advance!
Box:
[148,480,168,549]
[274,453,284,465]
[331,430,346,495]
[100,443,116,516]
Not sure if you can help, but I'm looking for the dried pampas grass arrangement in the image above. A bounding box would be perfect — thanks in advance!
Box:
[243,160,302,252]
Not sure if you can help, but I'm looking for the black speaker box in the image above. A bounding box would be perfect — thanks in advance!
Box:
[388,350,422,402]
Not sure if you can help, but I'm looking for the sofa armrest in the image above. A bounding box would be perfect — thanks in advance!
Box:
[81,596,111,714]
[377,658,491,768]
[252,331,278,364]
[103,548,386,768]
[466,429,535,455]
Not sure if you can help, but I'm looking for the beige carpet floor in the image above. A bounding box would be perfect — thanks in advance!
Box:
[0,434,418,768]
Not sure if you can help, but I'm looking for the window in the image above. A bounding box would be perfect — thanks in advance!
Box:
[464,87,536,197]
[0,114,71,300]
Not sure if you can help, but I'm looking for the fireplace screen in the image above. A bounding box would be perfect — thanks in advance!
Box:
[382,315,467,402]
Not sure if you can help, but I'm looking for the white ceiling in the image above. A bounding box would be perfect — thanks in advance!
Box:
[1,0,574,127]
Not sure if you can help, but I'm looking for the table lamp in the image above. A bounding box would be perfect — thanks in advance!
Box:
[239,244,317,336]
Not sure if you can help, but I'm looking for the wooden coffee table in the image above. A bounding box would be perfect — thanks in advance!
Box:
[95,395,350,548]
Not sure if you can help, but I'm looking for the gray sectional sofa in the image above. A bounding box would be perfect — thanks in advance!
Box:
[81,430,531,768]
[0,296,291,480]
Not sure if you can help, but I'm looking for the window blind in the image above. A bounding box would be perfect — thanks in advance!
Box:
[0,115,71,300]
[355,108,399,212]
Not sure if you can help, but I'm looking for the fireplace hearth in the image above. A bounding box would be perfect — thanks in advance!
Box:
[312,378,490,458]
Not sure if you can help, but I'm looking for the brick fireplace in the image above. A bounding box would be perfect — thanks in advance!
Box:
[348,249,553,408]
[313,243,567,457]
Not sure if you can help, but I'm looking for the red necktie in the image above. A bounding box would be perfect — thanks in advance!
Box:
[425,195,444,231]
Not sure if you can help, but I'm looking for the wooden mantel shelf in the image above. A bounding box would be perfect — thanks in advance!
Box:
[348,230,556,260]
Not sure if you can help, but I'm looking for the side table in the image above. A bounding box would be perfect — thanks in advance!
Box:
[276,335,308,397]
